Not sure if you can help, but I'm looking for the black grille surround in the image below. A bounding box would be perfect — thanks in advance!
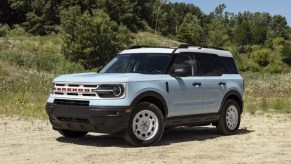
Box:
[53,99,89,106]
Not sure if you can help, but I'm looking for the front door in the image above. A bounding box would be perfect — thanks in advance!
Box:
[164,53,204,117]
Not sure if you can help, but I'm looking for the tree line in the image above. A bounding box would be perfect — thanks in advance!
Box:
[0,0,290,72]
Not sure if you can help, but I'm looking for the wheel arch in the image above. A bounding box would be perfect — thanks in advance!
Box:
[130,91,168,118]
[219,90,243,113]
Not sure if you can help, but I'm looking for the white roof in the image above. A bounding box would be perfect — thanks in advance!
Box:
[120,48,174,54]
[175,47,233,57]
[120,47,233,57]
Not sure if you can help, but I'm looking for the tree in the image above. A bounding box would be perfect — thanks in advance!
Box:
[103,0,152,32]
[23,0,62,35]
[176,13,202,45]
[159,7,178,36]
[281,41,291,66]
[207,4,230,47]
[152,0,166,33]
[208,20,230,47]
[233,20,252,47]
[3,0,32,25]
[214,4,226,19]
[270,15,288,38]
[60,7,132,69]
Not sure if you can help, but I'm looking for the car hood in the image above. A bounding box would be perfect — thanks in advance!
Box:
[53,72,163,83]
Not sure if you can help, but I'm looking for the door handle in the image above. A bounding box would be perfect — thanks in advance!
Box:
[193,82,201,87]
[219,82,226,86]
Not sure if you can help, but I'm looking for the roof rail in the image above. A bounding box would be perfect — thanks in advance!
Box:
[177,44,225,50]
[128,45,170,49]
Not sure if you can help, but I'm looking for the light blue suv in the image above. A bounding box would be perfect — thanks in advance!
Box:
[46,44,244,146]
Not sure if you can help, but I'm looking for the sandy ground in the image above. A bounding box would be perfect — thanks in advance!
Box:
[1,114,291,164]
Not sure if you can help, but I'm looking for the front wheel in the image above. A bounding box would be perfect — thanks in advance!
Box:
[58,129,88,138]
[217,99,241,135]
[124,102,164,146]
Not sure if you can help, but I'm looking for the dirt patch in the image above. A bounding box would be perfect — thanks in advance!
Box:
[1,114,291,163]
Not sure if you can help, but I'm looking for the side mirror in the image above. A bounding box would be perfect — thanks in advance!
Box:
[171,67,190,77]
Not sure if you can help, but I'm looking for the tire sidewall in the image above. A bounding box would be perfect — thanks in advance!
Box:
[221,99,241,134]
[126,102,164,146]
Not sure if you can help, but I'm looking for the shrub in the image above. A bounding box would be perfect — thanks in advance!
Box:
[0,24,10,37]
[250,48,272,67]
[282,41,291,66]
[8,25,29,36]
[262,61,284,73]
[240,59,261,72]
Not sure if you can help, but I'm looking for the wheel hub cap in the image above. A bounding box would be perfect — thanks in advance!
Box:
[132,110,159,141]
[226,105,238,130]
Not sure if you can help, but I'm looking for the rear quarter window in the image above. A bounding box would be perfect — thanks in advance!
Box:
[219,56,238,74]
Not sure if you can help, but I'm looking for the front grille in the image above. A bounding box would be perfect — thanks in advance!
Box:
[53,83,98,97]
[58,117,89,123]
[54,99,89,106]
[68,84,80,87]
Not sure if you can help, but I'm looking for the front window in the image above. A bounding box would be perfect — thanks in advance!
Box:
[100,53,171,74]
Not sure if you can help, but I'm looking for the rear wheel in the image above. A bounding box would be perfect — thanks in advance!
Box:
[58,129,88,138]
[217,99,241,135]
[124,102,164,146]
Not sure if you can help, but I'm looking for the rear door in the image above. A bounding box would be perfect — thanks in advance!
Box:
[194,53,227,114]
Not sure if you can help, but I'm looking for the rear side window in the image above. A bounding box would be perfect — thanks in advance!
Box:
[195,53,221,76]
[219,57,238,74]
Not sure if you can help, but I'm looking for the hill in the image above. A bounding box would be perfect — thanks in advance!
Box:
[0,32,180,118]
[0,33,291,118]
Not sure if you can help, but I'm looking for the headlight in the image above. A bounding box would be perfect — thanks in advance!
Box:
[95,84,125,98]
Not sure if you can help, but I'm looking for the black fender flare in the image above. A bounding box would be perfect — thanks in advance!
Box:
[219,90,243,114]
[130,91,169,118]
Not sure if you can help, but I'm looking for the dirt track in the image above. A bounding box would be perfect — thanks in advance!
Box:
[1,114,291,164]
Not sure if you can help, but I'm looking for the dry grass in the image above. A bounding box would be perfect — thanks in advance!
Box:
[0,34,290,119]
[243,73,291,114]
[133,32,181,47]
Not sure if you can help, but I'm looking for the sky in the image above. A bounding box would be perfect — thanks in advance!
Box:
[170,0,291,26]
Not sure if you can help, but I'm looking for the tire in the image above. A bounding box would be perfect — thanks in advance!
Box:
[124,102,164,146]
[58,129,88,138]
[217,99,241,135]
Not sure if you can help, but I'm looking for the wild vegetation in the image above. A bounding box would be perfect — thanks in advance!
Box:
[0,35,290,119]
[0,0,290,118]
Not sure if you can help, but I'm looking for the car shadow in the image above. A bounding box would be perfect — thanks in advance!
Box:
[56,126,254,147]
[158,126,253,146]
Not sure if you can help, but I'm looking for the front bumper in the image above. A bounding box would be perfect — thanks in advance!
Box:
[46,103,132,134]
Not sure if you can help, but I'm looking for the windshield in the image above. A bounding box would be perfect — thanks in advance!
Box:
[100,53,171,74]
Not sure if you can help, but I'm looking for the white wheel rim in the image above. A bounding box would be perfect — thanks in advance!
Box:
[226,105,238,130]
[132,110,159,141]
